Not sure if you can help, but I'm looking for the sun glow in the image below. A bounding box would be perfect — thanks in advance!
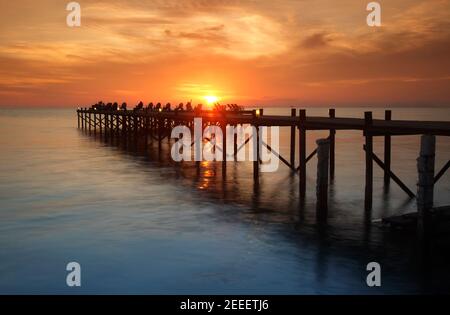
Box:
[204,95,219,106]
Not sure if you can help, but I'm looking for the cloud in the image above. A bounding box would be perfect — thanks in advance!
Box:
[301,32,334,49]
[0,0,449,106]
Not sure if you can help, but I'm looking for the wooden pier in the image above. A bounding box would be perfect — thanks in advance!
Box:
[76,106,450,233]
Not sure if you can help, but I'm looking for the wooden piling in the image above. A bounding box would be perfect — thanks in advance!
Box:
[222,120,227,173]
[121,113,126,139]
[110,113,115,141]
[81,109,85,130]
[329,109,336,179]
[253,110,260,181]
[93,112,97,135]
[316,138,330,221]
[290,108,296,170]
[158,116,163,150]
[97,113,101,135]
[104,113,109,141]
[115,113,120,138]
[77,110,80,128]
[417,135,435,243]
[145,111,149,150]
[299,109,306,201]
[88,112,92,133]
[364,112,373,212]
[384,110,392,185]
[233,124,238,161]
[133,114,138,147]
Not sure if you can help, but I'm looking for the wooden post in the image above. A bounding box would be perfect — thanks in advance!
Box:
[167,119,171,145]
[81,109,85,130]
[253,110,259,181]
[150,116,154,142]
[233,124,238,161]
[93,112,97,135]
[316,138,330,221]
[77,110,80,128]
[222,120,227,173]
[290,108,296,170]
[158,116,162,150]
[99,112,103,135]
[364,112,373,212]
[110,113,114,141]
[104,112,109,141]
[122,113,126,139]
[133,114,138,147]
[115,114,118,138]
[110,113,113,139]
[417,135,435,243]
[299,109,306,201]
[384,110,392,185]
[88,112,92,134]
[329,109,336,179]
[144,111,149,150]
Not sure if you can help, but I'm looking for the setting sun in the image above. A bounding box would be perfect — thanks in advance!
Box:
[204,96,219,106]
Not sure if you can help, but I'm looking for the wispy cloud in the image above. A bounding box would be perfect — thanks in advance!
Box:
[0,0,449,106]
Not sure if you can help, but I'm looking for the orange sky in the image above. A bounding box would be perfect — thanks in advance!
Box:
[0,0,449,107]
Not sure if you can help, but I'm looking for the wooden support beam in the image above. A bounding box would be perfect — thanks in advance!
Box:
[299,109,306,201]
[77,110,80,128]
[262,141,294,171]
[384,110,392,185]
[316,138,330,221]
[434,160,450,184]
[290,108,296,171]
[364,111,373,212]
[295,147,321,172]
[305,148,317,164]
[329,109,336,179]
[417,135,435,245]
[234,136,252,158]
[364,145,415,198]
[81,110,85,130]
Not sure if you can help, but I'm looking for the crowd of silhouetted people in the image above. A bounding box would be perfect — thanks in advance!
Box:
[89,101,243,112]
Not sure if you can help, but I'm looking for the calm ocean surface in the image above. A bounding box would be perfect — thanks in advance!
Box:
[0,107,449,294]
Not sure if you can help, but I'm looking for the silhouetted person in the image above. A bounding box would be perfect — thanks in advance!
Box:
[194,104,203,115]
[175,103,184,112]
[134,101,144,112]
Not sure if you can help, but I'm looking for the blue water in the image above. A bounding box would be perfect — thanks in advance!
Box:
[0,107,449,294]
